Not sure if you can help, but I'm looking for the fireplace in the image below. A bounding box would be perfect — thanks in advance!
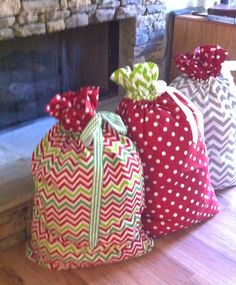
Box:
[0,0,166,130]
[0,21,119,129]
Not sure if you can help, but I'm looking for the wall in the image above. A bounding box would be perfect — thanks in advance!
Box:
[165,0,219,11]
[165,0,198,11]
[159,0,199,82]
[198,0,220,8]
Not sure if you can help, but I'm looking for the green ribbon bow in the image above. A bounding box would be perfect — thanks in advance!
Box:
[80,112,127,249]
[110,62,160,101]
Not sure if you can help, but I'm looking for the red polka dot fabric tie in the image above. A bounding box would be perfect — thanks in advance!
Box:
[45,87,99,132]
[176,45,228,81]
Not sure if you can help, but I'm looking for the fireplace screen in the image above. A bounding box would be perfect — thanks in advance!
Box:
[0,22,118,130]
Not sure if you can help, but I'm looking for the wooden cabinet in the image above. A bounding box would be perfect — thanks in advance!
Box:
[170,15,236,82]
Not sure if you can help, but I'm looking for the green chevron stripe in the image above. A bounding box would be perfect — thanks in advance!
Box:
[100,212,141,230]
[110,62,160,101]
[39,195,91,212]
[43,223,90,236]
[102,185,142,203]
[50,160,93,175]
[102,151,140,169]
[102,173,143,193]
[36,182,92,198]
[37,149,94,172]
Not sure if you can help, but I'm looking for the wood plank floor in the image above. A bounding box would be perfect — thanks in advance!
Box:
[0,187,236,285]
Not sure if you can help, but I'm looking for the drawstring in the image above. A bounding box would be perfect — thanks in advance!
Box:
[155,82,203,144]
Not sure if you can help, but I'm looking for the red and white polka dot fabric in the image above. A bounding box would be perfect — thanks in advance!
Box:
[45,87,99,132]
[116,88,219,238]
[176,45,227,81]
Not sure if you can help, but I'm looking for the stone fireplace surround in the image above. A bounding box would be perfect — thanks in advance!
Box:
[0,0,167,128]
[0,0,166,67]
[0,0,167,250]
[0,0,167,129]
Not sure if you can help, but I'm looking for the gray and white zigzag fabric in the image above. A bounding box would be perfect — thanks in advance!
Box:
[170,74,236,190]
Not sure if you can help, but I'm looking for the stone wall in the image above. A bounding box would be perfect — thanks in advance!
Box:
[0,0,166,68]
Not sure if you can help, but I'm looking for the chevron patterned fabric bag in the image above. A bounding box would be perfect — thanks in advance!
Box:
[26,87,154,270]
[111,63,219,238]
[171,45,236,190]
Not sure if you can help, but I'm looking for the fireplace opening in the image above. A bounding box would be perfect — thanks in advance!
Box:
[0,21,119,130]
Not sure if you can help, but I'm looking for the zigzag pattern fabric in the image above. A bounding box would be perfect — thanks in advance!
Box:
[171,74,236,190]
[111,62,159,101]
[26,109,153,269]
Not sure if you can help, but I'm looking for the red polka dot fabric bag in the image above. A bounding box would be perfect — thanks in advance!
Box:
[111,63,219,238]
[26,87,154,270]
[171,45,236,190]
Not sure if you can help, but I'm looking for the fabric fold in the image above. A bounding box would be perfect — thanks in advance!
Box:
[175,45,228,80]
[112,62,219,238]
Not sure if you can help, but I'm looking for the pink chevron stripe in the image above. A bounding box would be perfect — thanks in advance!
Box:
[102,184,143,200]
[100,198,142,214]
[37,190,92,204]
[44,210,90,224]
[49,170,93,180]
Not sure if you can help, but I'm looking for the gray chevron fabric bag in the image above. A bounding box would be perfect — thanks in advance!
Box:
[171,45,236,190]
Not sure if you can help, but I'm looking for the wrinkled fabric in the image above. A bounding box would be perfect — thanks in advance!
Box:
[171,72,236,190]
[111,63,219,238]
[176,45,227,80]
[26,88,153,270]
[45,87,99,132]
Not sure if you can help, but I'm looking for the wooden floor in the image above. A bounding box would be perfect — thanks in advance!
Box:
[0,187,236,285]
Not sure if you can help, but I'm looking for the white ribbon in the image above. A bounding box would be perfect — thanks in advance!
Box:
[155,81,204,144]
